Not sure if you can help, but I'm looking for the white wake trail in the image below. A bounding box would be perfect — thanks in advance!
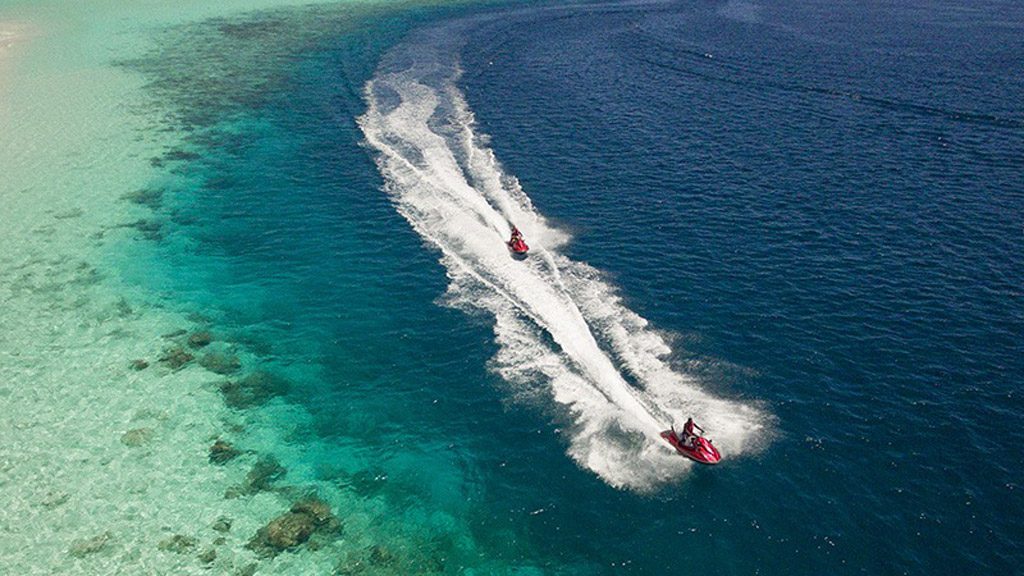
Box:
[358,28,766,490]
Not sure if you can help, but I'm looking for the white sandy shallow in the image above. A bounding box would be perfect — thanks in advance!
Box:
[0,21,34,92]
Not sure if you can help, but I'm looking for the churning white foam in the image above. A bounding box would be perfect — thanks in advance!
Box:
[358,25,766,491]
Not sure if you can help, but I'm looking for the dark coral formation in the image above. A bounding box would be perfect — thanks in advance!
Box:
[150,148,202,167]
[246,456,287,492]
[199,351,241,375]
[157,534,197,554]
[246,497,340,558]
[53,208,84,220]
[115,298,134,318]
[130,219,164,241]
[212,516,233,533]
[159,345,194,370]
[226,456,286,499]
[218,371,289,409]
[248,511,315,555]
[121,427,155,447]
[198,548,217,564]
[209,439,240,464]
[121,187,164,209]
[289,497,341,532]
[368,544,398,568]
[69,532,113,558]
[188,331,214,349]
[164,148,201,162]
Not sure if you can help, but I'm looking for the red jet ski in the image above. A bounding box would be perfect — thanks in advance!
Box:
[661,419,721,465]
[507,226,529,258]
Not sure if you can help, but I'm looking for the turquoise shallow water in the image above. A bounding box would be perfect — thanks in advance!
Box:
[9,0,1021,573]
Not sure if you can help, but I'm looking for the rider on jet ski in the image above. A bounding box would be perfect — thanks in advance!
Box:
[682,417,704,448]
[662,417,720,464]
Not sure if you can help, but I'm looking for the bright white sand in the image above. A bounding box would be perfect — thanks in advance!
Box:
[0,2,520,574]
[0,22,33,93]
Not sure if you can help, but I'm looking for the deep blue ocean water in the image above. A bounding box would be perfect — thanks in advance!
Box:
[121,0,1024,572]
